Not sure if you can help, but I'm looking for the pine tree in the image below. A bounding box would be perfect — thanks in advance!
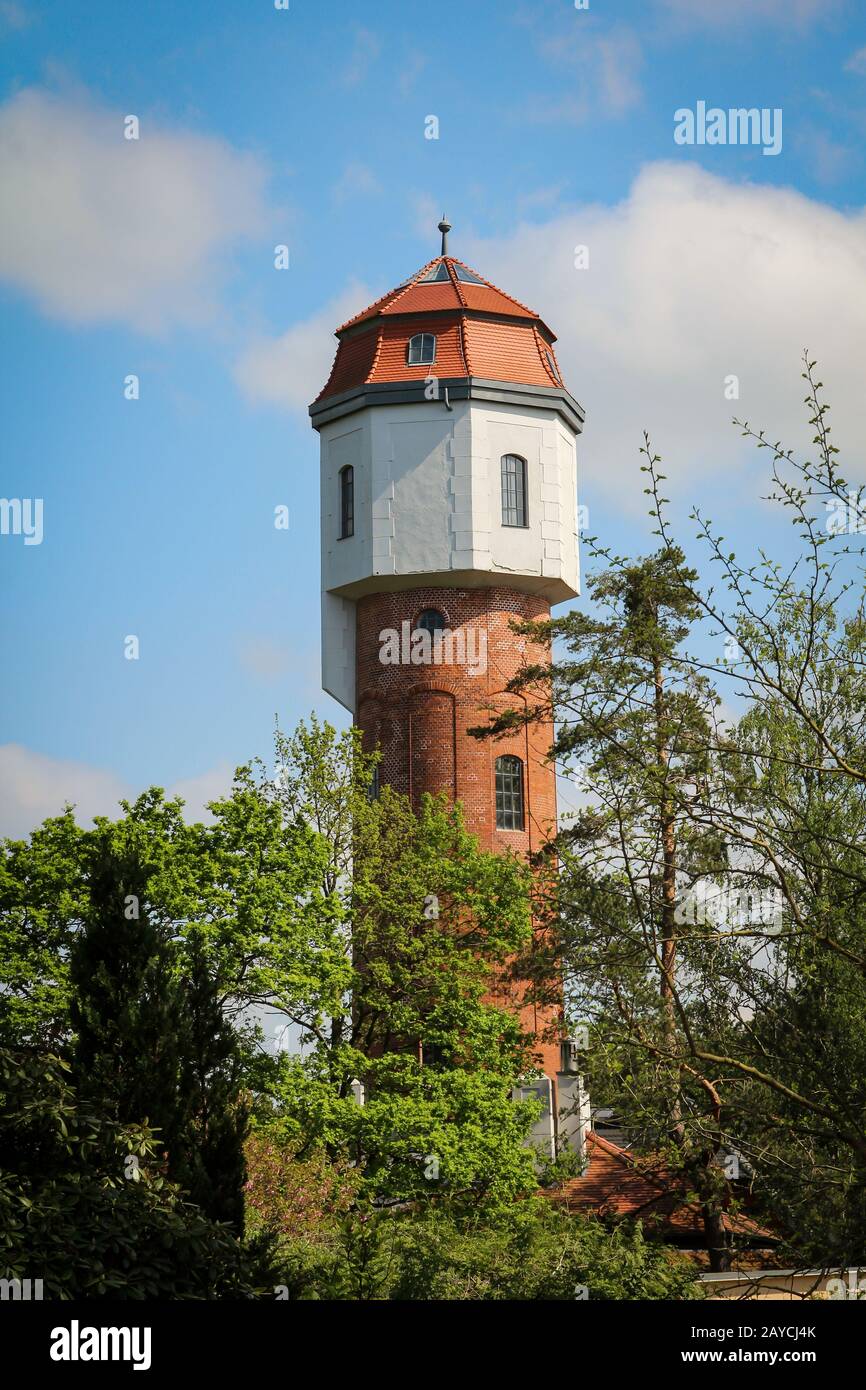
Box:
[69,835,183,1169]
[69,838,248,1231]
[173,933,248,1233]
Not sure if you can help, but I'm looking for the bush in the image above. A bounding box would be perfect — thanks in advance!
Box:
[0,1049,276,1299]
[270,1198,703,1301]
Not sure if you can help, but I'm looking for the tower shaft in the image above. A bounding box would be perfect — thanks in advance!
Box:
[356,583,561,1082]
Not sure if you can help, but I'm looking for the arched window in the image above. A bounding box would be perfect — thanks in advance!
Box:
[495,755,524,831]
[407,333,436,366]
[416,608,445,634]
[339,465,354,539]
[501,454,528,528]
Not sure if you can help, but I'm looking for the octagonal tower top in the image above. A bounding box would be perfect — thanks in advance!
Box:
[309,224,584,434]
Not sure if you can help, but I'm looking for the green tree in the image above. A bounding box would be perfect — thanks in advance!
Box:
[0,1049,275,1299]
[267,1198,702,1301]
[172,933,249,1231]
[622,356,866,1269]
[68,830,249,1231]
[68,828,184,1169]
[0,809,86,1049]
[262,718,543,1209]
[475,543,741,1266]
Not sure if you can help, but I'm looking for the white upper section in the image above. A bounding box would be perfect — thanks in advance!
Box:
[320,398,580,604]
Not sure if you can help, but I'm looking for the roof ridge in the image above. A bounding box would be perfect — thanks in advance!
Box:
[364,321,384,384]
[335,256,444,333]
[447,255,540,318]
[335,254,544,335]
[445,257,469,309]
[586,1129,633,1162]
[533,324,560,386]
[458,315,472,375]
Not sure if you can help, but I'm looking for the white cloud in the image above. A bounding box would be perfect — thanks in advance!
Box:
[795,126,855,185]
[522,93,589,127]
[0,1,31,31]
[233,281,373,413]
[0,87,270,331]
[165,763,234,821]
[460,162,866,503]
[340,27,381,87]
[660,0,836,26]
[398,50,426,97]
[595,30,645,116]
[410,191,441,239]
[331,161,381,205]
[845,45,866,76]
[517,182,569,214]
[534,23,644,120]
[0,744,128,839]
[0,743,233,838]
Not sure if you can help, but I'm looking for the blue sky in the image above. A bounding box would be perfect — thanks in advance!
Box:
[1,0,865,836]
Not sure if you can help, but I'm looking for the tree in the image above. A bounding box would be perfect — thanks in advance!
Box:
[474,542,745,1266]
[0,809,86,1049]
[0,1049,275,1299]
[635,357,866,1268]
[387,1200,702,1301]
[172,933,249,1231]
[68,826,184,1169]
[262,717,544,1209]
[264,1197,702,1301]
[68,828,249,1232]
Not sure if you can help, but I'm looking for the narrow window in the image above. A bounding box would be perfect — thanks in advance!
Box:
[407,333,436,366]
[339,465,354,539]
[501,454,528,528]
[495,755,524,831]
[368,763,380,802]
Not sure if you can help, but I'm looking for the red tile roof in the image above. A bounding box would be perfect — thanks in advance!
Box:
[545,1132,775,1243]
[315,256,568,404]
[336,256,541,332]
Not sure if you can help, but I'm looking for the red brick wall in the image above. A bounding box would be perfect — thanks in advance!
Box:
[356,585,562,1083]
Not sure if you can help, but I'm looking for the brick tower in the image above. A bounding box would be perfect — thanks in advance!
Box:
[309,221,589,1156]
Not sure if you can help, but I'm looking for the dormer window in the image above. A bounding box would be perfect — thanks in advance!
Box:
[417,262,451,283]
[545,349,562,385]
[452,263,485,284]
[407,333,436,366]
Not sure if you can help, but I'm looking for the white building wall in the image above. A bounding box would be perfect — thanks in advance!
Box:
[318,397,580,710]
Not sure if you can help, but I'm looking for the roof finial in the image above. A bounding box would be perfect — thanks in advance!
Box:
[438,215,452,257]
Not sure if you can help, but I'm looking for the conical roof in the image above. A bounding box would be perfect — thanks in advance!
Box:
[336,255,547,332]
[314,252,569,405]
